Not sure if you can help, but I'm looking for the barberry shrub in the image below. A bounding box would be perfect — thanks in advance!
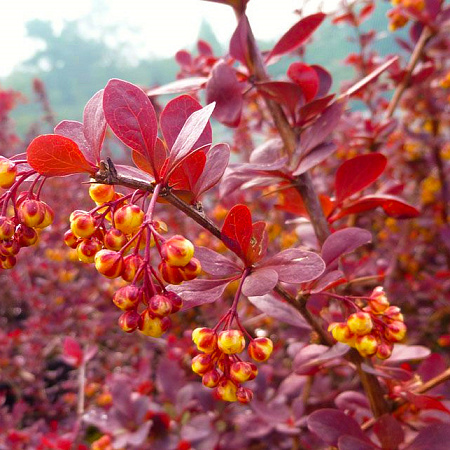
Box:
[1,0,449,448]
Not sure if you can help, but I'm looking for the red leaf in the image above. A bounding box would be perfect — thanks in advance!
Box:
[160,95,212,152]
[296,94,335,125]
[242,268,279,296]
[405,423,450,450]
[192,143,230,200]
[175,50,192,66]
[256,81,303,120]
[340,56,398,97]
[147,77,208,96]
[266,13,326,65]
[27,134,95,177]
[62,337,83,368]
[165,103,215,177]
[287,62,319,103]
[168,151,206,191]
[206,61,242,127]
[359,3,375,23]
[83,89,106,164]
[197,39,213,57]
[247,221,268,264]
[335,153,387,203]
[221,204,253,261]
[312,65,332,98]
[54,120,92,164]
[103,79,159,178]
[331,194,420,221]
[373,415,404,450]
[230,15,251,68]
[131,137,167,179]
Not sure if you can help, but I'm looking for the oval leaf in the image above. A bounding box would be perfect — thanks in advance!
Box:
[27,134,95,177]
[287,62,320,102]
[221,204,253,260]
[103,79,159,177]
[242,268,278,296]
[83,89,106,164]
[335,153,387,203]
[266,13,326,65]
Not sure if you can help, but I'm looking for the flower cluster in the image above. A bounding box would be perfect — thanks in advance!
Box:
[64,183,199,335]
[388,0,425,31]
[191,327,273,403]
[0,157,54,270]
[328,287,406,359]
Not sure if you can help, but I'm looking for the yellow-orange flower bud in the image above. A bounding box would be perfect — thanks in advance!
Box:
[217,329,245,355]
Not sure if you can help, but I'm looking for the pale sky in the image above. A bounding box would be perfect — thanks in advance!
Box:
[0,0,341,77]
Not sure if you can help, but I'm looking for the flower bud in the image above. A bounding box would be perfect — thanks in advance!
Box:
[191,353,214,375]
[0,216,15,240]
[16,225,38,247]
[94,249,124,278]
[202,369,221,388]
[0,240,20,257]
[64,230,79,249]
[122,254,144,282]
[247,337,273,362]
[70,212,96,238]
[114,204,144,235]
[215,379,238,402]
[77,238,103,263]
[0,255,16,269]
[230,361,254,383]
[0,157,17,189]
[113,285,142,310]
[385,321,407,342]
[328,322,353,343]
[118,310,141,332]
[179,257,202,281]
[165,291,183,313]
[34,202,54,229]
[355,334,378,357]
[192,328,218,354]
[148,294,173,317]
[376,342,393,360]
[17,199,45,228]
[104,228,128,251]
[139,310,170,337]
[217,330,245,355]
[347,312,373,336]
[158,261,185,285]
[384,306,404,322]
[369,286,390,313]
[236,387,253,404]
[89,183,115,204]
[161,235,194,267]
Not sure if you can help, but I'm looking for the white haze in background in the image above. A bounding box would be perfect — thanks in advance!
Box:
[0,0,342,77]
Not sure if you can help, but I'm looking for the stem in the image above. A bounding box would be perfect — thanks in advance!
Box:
[145,183,162,223]
[385,26,433,119]
[361,367,450,430]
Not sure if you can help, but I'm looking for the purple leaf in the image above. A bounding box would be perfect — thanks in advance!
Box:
[146,77,208,96]
[261,248,325,284]
[249,138,284,164]
[248,294,310,329]
[310,270,345,293]
[307,409,368,446]
[294,344,348,374]
[193,143,230,199]
[294,142,337,175]
[340,56,398,97]
[169,279,232,310]
[338,435,377,450]
[242,268,279,296]
[114,164,154,183]
[83,89,106,164]
[54,120,93,165]
[103,79,159,177]
[165,102,215,175]
[382,345,431,364]
[322,227,372,266]
[194,247,242,277]
[266,13,326,65]
[312,65,332,98]
[373,414,404,450]
[160,95,212,152]
[296,101,344,157]
[206,61,242,127]
[230,15,250,67]
[405,424,450,450]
